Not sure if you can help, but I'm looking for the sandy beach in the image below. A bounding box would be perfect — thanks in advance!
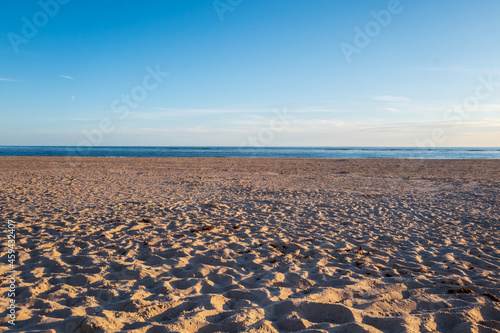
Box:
[0,157,499,333]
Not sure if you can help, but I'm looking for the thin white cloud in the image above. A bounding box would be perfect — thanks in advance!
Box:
[141,127,210,133]
[145,108,250,118]
[477,104,500,112]
[125,117,500,132]
[25,118,499,147]
[374,95,410,102]
[361,118,500,132]
[60,75,75,80]
[425,67,500,74]
[289,107,345,113]
[138,127,245,134]
[0,77,17,82]
[384,107,400,113]
[138,107,344,120]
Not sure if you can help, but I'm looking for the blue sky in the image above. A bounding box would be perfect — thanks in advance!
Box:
[1,0,499,146]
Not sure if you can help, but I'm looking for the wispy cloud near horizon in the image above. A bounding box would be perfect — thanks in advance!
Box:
[374,96,410,102]
[424,67,500,74]
[59,75,75,80]
[135,107,345,120]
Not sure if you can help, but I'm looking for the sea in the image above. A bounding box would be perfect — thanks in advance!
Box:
[0,146,499,159]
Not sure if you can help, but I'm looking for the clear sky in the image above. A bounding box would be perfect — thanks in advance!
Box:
[1,0,499,147]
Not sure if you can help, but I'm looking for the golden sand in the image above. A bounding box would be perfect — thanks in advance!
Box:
[0,157,499,332]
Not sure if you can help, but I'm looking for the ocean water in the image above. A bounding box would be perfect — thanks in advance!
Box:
[0,146,499,159]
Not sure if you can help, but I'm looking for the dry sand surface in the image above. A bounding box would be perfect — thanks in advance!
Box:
[0,157,499,333]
